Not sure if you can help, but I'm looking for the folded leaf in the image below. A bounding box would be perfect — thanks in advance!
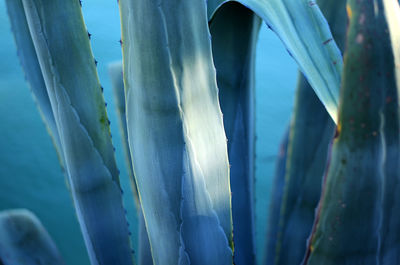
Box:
[208,0,343,123]
[209,3,260,264]
[119,0,233,264]
[21,1,134,264]
[0,209,65,265]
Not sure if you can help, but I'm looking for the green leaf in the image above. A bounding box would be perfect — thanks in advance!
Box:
[304,1,400,264]
[20,1,134,264]
[119,0,233,264]
[0,209,65,265]
[208,0,343,123]
[209,3,260,264]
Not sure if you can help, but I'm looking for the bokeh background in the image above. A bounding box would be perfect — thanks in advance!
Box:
[0,1,297,264]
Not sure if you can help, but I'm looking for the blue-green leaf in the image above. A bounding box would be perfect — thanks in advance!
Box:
[108,62,153,265]
[264,0,346,264]
[0,209,65,265]
[119,0,233,264]
[269,75,335,265]
[20,1,134,264]
[109,61,140,208]
[5,0,63,167]
[264,129,289,265]
[209,3,260,264]
[208,0,343,123]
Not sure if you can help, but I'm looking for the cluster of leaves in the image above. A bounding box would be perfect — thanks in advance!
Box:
[1,0,399,265]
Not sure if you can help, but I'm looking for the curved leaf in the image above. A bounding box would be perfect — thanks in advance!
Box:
[0,209,65,265]
[208,0,342,123]
[209,3,260,264]
[119,0,233,264]
[21,1,134,264]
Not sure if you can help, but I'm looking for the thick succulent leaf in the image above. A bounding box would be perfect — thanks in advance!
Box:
[108,62,140,207]
[0,209,65,265]
[21,1,134,264]
[264,0,345,264]
[377,1,400,263]
[137,214,153,265]
[209,3,260,264]
[266,76,335,265]
[304,1,400,264]
[108,62,153,265]
[208,0,342,123]
[264,129,289,265]
[119,0,233,264]
[5,0,63,167]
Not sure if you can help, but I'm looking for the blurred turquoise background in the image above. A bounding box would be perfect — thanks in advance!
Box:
[0,1,297,264]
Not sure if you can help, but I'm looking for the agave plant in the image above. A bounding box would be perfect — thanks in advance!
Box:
[2,0,400,264]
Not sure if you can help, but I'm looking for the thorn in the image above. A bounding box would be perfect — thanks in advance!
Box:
[105,102,107,107]
[101,86,104,92]
[94,59,98,66]
[79,0,82,6]
[88,31,92,39]
[323,38,333,45]
[119,39,123,46]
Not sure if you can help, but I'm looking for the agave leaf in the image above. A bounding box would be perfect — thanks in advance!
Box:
[108,61,140,208]
[264,129,289,265]
[119,0,233,264]
[377,1,400,263]
[108,62,153,265]
[0,209,65,265]
[265,76,335,265]
[137,215,153,265]
[209,3,260,264]
[5,0,63,168]
[264,0,346,264]
[208,0,342,123]
[304,1,400,264]
[20,1,134,264]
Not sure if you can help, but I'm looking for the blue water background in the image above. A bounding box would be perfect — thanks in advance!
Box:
[0,1,297,264]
